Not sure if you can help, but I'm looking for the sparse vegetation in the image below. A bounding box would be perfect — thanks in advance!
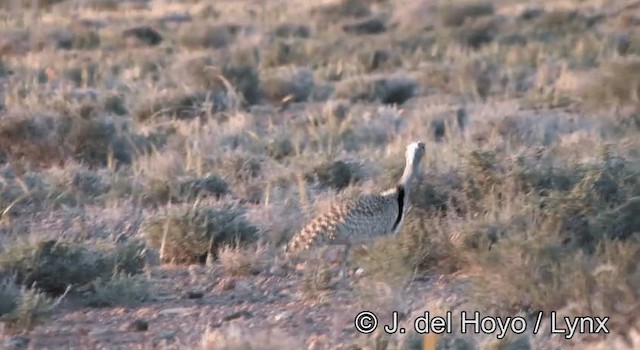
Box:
[141,174,229,206]
[305,159,364,191]
[84,273,152,308]
[439,2,495,28]
[0,238,147,296]
[201,326,304,350]
[582,59,640,109]
[333,74,417,104]
[141,205,258,264]
[1,0,640,348]
[217,244,269,276]
[0,278,58,334]
[260,66,315,104]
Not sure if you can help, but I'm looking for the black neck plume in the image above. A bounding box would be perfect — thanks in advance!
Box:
[391,185,405,232]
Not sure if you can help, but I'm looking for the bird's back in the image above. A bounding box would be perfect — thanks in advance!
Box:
[286,192,400,254]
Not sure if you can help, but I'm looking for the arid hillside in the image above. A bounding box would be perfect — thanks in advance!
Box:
[2,0,640,349]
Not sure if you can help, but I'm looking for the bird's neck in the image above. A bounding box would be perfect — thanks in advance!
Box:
[398,161,415,189]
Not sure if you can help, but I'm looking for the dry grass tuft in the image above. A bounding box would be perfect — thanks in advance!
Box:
[272,23,311,39]
[0,237,149,332]
[64,116,134,167]
[83,273,152,308]
[266,136,295,161]
[333,74,417,104]
[300,264,335,298]
[141,205,258,265]
[134,91,227,123]
[305,159,364,191]
[439,2,494,28]
[177,24,242,50]
[312,0,372,21]
[0,114,65,168]
[0,278,58,334]
[582,59,640,109]
[1,0,65,8]
[217,244,270,276]
[530,10,592,38]
[449,16,497,49]
[122,26,163,47]
[0,113,144,169]
[0,238,147,296]
[201,325,304,350]
[260,66,316,104]
[261,39,314,68]
[353,328,423,350]
[141,174,229,207]
[342,17,387,35]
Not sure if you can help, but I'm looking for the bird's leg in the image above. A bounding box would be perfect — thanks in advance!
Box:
[338,243,351,279]
[317,245,331,270]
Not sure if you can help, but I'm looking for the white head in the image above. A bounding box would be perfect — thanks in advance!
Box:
[406,141,426,167]
[400,141,425,186]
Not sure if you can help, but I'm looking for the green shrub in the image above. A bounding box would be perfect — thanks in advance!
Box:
[0,238,146,296]
[0,278,57,333]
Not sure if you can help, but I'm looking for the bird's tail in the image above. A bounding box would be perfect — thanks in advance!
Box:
[283,238,300,257]
[283,237,300,258]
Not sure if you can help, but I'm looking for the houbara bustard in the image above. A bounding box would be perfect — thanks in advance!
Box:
[285,141,426,276]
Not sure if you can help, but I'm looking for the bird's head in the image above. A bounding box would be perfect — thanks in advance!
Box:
[405,141,426,168]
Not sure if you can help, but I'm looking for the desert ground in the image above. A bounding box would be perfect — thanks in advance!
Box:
[1,0,640,349]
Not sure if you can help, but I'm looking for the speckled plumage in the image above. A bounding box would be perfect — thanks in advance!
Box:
[286,188,405,253]
[285,141,426,261]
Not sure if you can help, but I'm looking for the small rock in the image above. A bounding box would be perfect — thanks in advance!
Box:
[269,265,287,276]
[157,331,177,340]
[342,17,386,35]
[158,307,194,316]
[122,26,163,46]
[354,268,366,277]
[89,327,110,337]
[158,13,192,25]
[186,290,204,299]
[223,310,253,321]
[128,319,149,332]
[274,311,292,322]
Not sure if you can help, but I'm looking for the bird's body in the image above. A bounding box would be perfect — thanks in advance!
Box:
[286,186,405,253]
[285,141,426,275]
